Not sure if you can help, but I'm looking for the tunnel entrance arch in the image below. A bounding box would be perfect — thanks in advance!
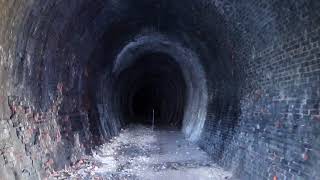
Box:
[115,52,187,128]
[110,33,208,142]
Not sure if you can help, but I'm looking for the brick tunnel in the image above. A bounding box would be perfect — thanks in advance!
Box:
[0,0,320,179]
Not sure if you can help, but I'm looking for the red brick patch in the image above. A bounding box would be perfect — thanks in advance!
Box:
[313,115,320,122]
[57,82,64,94]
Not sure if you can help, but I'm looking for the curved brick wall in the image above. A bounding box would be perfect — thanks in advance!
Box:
[0,0,319,179]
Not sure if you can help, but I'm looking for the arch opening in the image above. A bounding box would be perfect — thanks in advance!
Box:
[116,53,187,128]
[106,34,209,141]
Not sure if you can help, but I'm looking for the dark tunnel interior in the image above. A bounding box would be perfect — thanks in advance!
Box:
[0,0,320,179]
[115,53,187,128]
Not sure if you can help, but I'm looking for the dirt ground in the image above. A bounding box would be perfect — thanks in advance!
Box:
[50,125,235,180]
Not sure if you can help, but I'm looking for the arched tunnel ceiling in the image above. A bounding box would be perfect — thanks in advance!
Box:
[0,0,320,179]
[109,34,208,141]
[3,0,318,100]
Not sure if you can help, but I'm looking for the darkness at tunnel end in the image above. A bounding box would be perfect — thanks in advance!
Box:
[114,52,187,128]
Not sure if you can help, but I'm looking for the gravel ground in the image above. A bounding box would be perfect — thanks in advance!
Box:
[49,125,235,180]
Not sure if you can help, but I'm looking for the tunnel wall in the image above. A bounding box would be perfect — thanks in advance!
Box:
[198,1,320,179]
[232,28,320,179]
[0,0,319,179]
[0,1,101,178]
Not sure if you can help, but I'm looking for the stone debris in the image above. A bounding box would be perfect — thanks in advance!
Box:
[50,125,235,180]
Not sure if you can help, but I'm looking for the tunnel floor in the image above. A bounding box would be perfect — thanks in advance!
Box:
[50,125,234,180]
